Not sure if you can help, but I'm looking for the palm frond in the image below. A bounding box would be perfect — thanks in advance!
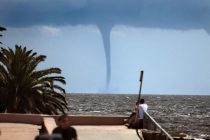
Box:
[0,45,68,114]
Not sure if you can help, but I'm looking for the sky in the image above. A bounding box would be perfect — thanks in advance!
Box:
[1,0,210,95]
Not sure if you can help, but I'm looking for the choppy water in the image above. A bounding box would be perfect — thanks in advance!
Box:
[66,94,210,138]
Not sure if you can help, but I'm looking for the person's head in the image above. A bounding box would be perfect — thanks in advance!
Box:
[57,114,70,129]
[140,99,145,104]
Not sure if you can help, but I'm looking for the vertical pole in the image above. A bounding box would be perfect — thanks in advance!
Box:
[136,70,144,140]
[138,70,144,102]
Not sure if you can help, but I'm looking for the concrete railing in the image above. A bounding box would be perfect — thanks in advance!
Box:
[0,113,128,125]
[66,115,128,125]
[143,112,174,140]
[0,113,44,124]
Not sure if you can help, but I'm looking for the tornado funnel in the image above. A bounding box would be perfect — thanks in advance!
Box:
[98,25,112,89]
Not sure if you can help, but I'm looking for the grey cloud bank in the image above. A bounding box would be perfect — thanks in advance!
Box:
[1,0,210,89]
[1,0,210,29]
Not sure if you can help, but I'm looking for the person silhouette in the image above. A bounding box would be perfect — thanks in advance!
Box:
[52,114,78,140]
[138,98,148,129]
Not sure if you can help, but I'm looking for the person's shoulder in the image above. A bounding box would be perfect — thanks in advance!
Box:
[68,126,77,136]
[52,127,62,133]
[143,103,148,107]
[139,104,148,108]
[68,126,76,131]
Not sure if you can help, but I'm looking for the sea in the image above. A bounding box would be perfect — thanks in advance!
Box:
[66,94,210,139]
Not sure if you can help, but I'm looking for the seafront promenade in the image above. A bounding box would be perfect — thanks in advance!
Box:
[0,113,139,140]
[0,123,41,140]
[0,123,139,140]
[76,125,139,140]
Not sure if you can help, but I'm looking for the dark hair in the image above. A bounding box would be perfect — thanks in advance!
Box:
[58,114,68,122]
[140,99,145,104]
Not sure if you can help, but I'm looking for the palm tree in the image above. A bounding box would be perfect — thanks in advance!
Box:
[0,26,6,44]
[0,45,68,114]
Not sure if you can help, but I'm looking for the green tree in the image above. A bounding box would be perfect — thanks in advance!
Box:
[0,45,68,114]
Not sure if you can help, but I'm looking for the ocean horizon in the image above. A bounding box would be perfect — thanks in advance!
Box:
[68,92,210,95]
[66,94,210,139]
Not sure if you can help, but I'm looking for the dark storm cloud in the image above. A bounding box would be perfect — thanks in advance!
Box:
[1,0,210,29]
[1,0,210,87]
